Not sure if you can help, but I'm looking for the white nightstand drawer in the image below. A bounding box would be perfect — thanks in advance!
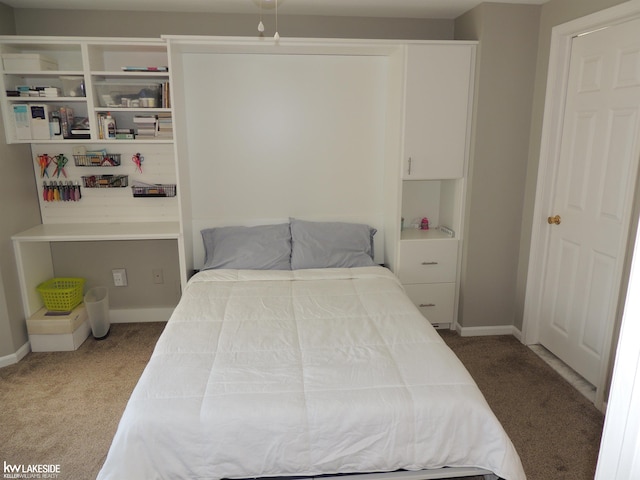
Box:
[403,283,456,325]
[398,239,458,284]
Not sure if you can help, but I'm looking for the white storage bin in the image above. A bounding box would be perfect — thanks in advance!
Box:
[94,82,161,107]
[60,75,85,97]
[27,304,90,352]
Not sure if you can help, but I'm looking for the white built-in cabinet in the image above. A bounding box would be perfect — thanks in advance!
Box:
[0,36,185,322]
[402,45,472,181]
[395,44,474,329]
[1,35,475,332]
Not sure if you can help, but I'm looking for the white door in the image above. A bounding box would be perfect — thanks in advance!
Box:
[538,18,640,386]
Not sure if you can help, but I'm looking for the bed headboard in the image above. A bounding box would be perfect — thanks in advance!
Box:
[178,50,393,269]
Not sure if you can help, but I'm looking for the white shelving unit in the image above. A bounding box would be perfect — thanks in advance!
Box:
[1,36,186,325]
[0,36,171,144]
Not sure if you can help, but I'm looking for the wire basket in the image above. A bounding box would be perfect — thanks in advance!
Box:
[36,277,85,312]
[82,175,128,188]
[131,183,176,197]
[74,153,121,167]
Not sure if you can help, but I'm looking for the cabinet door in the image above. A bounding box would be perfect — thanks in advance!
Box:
[402,44,473,180]
[403,282,456,325]
[397,239,458,284]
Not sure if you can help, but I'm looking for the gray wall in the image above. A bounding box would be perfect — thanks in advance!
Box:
[51,241,181,308]
[0,0,634,360]
[13,9,454,39]
[455,3,541,330]
[0,2,41,359]
[454,0,631,331]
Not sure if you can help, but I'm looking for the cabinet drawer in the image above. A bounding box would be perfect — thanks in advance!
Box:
[403,283,456,325]
[398,239,458,284]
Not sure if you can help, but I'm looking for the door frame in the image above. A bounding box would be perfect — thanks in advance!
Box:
[522,0,640,410]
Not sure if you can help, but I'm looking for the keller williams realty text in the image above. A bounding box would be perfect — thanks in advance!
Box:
[3,461,60,479]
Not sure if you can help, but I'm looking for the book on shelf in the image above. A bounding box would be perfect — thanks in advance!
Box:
[121,66,168,72]
[114,128,135,140]
[96,112,105,139]
[69,130,90,139]
[157,113,173,125]
[156,112,173,138]
[133,114,157,137]
[58,106,74,138]
[133,114,158,124]
[161,81,170,108]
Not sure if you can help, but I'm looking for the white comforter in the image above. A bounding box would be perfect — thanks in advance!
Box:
[98,267,526,480]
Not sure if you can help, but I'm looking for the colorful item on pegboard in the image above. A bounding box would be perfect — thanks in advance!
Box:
[37,154,52,178]
[52,154,68,178]
[132,152,144,173]
[43,181,81,202]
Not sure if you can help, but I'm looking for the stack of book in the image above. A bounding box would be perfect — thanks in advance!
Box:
[156,113,173,139]
[133,114,158,138]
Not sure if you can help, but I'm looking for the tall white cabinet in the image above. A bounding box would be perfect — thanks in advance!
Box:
[394,44,474,329]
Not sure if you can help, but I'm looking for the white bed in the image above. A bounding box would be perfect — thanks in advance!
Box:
[97,266,525,480]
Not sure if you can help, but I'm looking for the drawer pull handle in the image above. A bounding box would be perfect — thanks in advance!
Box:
[419,303,436,308]
[421,261,438,265]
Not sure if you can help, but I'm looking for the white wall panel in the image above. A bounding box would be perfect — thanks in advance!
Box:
[182,53,389,267]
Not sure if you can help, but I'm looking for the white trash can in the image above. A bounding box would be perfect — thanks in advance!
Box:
[84,287,110,339]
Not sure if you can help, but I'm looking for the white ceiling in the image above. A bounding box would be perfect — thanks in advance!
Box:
[2,0,548,20]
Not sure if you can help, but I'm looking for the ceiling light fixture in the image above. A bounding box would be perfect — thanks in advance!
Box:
[257,0,264,32]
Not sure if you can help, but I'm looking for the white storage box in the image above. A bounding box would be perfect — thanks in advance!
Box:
[94,82,161,107]
[2,53,58,71]
[27,304,90,352]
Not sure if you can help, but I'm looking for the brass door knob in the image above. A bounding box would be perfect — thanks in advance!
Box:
[548,215,561,225]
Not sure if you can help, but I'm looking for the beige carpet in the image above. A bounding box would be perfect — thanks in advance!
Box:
[0,324,603,480]
[439,331,604,480]
[0,323,165,480]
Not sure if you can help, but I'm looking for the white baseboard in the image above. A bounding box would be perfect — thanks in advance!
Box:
[0,340,30,368]
[456,324,523,340]
[109,307,174,324]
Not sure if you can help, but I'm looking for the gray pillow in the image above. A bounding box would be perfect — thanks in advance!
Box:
[201,224,291,270]
[290,218,377,270]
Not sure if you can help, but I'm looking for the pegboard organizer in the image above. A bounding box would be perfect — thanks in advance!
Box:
[131,183,176,197]
[74,153,122,167]
[82,174,129,188]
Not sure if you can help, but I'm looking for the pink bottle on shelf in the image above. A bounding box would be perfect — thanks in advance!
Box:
[420,217,429,230]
